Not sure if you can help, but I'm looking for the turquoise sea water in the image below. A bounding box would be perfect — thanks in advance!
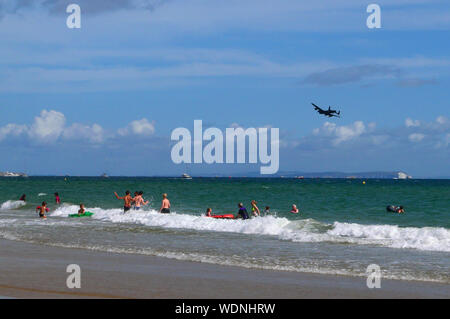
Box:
[0,177,449,283]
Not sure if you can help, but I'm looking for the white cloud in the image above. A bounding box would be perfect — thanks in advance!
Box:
[63,123,105,144]
[314,121,366,145]
[405,118,420,127]
[28,109,66,143]
[118,118,156,136]
[409,133,425,142]
[0,123,27,141]
[436,116,448,125]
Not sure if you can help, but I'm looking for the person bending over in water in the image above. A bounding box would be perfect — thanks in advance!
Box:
[78,203,86,216]
[36,201,49,219]
[54,192,61,205]
[236,203,249,220]
[160,193,171,214]
[290,204,299,214]
[19,194,26,201]
[205,208,212,217]
[133,191,149,210]
[114,190,133,213]
[250,200,260,217]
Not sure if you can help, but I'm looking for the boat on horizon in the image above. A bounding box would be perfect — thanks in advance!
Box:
[181,173,192,179]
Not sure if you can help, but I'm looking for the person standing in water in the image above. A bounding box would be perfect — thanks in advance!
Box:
[133,191,149,210]
[236,203,249,220]
[54,192,61,205]
[114,190,133,213]
[250,200,260,216]
[160,193,171,214]
[36,201,49,219]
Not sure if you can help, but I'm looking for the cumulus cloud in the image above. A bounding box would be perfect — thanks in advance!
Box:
[0,123,27,141]
[0,109,157,145]
[63,123,105,143]
[28,109,66,143]
[405,118,420,127]
[295,115,450,153]
[312,121,369,145]
[408,133,425,142]
[118,118,156,137]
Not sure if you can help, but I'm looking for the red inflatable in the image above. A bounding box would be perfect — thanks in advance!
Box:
[209,214,235,219]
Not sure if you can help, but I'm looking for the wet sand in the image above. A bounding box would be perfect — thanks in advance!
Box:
[0,239,448,299]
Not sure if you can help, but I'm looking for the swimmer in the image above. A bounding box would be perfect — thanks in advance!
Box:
[36,201,49,219]
[160,193,171,214]
[133,191,149,210]
[78,203,86,216]
[236,203,249,220]
[205,208,212,217]
[19,194,26,201]
[386,205,405,214]
[264,206,270,216]
[114,190,133,213]
[290,204,299,214]
[54,192,61,205]
[250,200,260,216]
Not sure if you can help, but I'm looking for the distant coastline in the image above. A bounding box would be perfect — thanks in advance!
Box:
[6,170,450,179]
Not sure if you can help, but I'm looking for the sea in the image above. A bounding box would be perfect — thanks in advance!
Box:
[0,177,448,283]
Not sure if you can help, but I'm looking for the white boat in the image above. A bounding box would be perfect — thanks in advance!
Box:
[181,173,192,179]
[0,171,26,177]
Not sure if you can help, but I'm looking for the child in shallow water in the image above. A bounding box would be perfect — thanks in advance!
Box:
[290,204,299,214]
[78,203,86,215]
[36,201,49,219]
[54,192,61,205]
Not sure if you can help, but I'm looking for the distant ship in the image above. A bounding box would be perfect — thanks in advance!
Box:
[181,173,192,179]
[101,173,109,178]
[0,171,28,177]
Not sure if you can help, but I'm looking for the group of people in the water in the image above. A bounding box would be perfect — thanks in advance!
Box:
[114,190,170,214]
[204,200,300,220]
[18,192,61,219]
[18,189,405,219]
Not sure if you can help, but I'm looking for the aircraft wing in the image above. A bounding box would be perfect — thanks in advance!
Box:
[311,103,322,111]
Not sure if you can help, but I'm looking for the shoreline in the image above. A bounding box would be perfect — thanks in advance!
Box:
[0,239,449,298]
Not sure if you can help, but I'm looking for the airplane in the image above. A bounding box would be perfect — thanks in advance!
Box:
[312,103,341,118]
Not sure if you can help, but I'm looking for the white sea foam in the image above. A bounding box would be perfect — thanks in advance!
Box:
[0,200,26,211]
[50,205,450,253]
[38,193,47,196]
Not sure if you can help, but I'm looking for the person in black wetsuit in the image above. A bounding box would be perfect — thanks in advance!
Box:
[236,203,249,220]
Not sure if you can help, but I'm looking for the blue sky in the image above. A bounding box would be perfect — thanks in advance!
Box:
[0,0,449,177]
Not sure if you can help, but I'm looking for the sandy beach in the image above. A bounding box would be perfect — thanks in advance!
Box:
[0,239,448,299]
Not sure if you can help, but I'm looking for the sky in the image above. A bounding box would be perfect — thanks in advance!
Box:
[0,0,449,177]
